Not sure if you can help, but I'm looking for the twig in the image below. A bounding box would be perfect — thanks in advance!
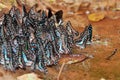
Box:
[57,62,65,80]
[106,49,117,60]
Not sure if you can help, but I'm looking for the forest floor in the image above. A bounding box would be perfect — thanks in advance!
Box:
[0,1,120,80]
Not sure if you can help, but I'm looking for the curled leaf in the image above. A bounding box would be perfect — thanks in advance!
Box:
[59,54,89,65]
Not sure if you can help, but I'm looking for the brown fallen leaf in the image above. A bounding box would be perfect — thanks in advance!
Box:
[58,54,93,65]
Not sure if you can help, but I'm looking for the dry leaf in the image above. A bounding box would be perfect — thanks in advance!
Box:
[63,0,74,4]
[0,3,7,11]
[66,60,79,64]
[47,0,56,3]
[26,0,37,7]
[58,54,89,65]
[0,0,18,11]
[17,73,43,80]
[88,12,105,22]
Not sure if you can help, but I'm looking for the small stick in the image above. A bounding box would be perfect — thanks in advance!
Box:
[106,49,117,60]
[57,62,65,80]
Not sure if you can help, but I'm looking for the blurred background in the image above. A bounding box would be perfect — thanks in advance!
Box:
[0,0,120,25]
